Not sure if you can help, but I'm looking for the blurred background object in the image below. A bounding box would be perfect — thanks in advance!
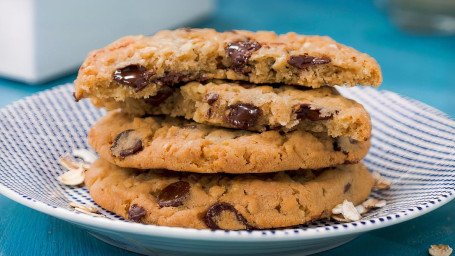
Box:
[378,0,455,35]
[0,0,213,83]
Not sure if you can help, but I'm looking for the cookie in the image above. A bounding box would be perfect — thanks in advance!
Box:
[88,111,370,174]
[74,28,382,102]
[91,81,372,141]
[85,158,374,230]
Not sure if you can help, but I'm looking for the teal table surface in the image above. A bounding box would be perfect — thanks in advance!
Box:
[0,0,454,255]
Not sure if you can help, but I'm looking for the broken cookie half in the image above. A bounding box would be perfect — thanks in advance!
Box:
[74,28,382,102]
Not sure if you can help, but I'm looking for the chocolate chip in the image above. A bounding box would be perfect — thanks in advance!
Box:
[204,202,251,230]
[293,104,331,121]
[288,55,331,69]
[204,93,219,105]
[333,138,349,155]
[144,87,174,106]
[112,64,153,92]
[157,181,191,207]
[225,41,261,75]
[333,141,341,151]
[199,76,209,84]
[344,183,351,193]
[111,129,143,158]
[333,137,349,156]
[128,204,146,222]
[206,108,213,118]
[226,103,261,129]
[181,27,192,32]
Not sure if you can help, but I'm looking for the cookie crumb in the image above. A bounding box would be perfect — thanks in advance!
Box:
[356,198,387,214]
[69,202,105,218]
[58,150,96,186]
[58,168,85,186]
[331,200,361,222]
[57,157,88,186]
[332,198,387,221]
[429,244,453,256]
[372,172,391,189]
[59,157,82,171]
[72,149,98,163]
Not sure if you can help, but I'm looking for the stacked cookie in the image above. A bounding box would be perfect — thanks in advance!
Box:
[74,28,381,230]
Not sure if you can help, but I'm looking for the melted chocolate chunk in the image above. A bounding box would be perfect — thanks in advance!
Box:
[225,41,261,75]
[293,104,331,121]
[288,55,331,69]
[113,64,153,92]
[344,183,352,193]
[144,87,174,106]
[128,204,146,222]
[204,202,251,230]
[111,129,143,158]
[226,103,261,129]
[204,93,219,105]
[157,181,191,207]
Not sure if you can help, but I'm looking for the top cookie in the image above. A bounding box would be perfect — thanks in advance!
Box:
[74,28,382,101]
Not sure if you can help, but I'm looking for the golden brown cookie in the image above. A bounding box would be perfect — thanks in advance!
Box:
[92,81,371,141]
[74,28,382,102]
[85,158,374,230]
[88,111,370,174]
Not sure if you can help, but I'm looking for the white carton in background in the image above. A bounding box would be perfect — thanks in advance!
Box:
[0,0,214,83]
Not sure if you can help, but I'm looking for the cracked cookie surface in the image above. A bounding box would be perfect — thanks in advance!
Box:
[92,81,372,141]
[85,158,374,230]
[88,111,370,174]
[74,28,382,102]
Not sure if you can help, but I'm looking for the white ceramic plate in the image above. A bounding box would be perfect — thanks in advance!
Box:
[0,84,454,255]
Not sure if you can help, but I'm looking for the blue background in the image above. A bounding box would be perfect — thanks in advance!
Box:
[1,0,454,255]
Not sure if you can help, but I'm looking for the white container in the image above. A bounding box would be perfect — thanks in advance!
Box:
[0,0,214,83]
